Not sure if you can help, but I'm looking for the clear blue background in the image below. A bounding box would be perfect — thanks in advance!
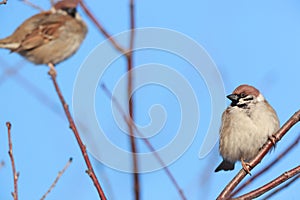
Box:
[0,1,299,199]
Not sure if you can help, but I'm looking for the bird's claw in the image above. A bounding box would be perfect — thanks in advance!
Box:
[241,159,252,175]
[268,135,277,147]
[48,63,57,77]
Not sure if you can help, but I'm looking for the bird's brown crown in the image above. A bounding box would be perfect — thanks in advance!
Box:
[232,84,260,97]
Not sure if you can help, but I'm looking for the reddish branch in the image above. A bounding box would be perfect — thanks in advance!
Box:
[6,122,19,200]
[78,0,125,53]
[49,72,107,200]
[41,158,73,200]
[21,0,44,11]
[0,60,62,118]
[79,0,140,199]
[262,174,300,199]
[101,84,187,200]
[217,110,300,200]
[233,165,300,199]
[232,132,300,196]
[126,1,140,200]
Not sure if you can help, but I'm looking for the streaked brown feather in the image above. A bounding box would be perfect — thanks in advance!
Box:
[14,20,63,52]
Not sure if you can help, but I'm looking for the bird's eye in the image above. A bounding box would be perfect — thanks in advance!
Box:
[62,7,77,18]
[240,93,246,98]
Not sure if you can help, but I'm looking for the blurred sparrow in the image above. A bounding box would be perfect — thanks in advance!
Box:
[215,84,279,173]
[0,0,87,75]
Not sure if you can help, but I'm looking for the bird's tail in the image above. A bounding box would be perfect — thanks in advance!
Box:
[215,160,235,172]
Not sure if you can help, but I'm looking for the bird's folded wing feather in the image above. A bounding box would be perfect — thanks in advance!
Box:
[14,21,63,52]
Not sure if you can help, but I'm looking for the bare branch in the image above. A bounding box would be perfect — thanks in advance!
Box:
[126,0,140,199]
[0,63,63,118]
[21,0,44,11]
[48,69,107,200]
[233,165,300,199]
[50,0,55,6]
[262,174,300,199]
[78,0,126,53]
[101,84,187,200]
[232,132,300,196]
[0,161,4,170]
[217,110,300,200]
[40,158,73,200]
[6,122,19,200]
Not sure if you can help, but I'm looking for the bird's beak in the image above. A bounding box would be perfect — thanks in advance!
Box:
[227,94,239,102]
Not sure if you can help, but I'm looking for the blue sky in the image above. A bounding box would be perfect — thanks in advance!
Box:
[0,1,300,200]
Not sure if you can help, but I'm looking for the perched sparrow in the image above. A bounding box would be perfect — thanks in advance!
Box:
[0,1,87,75]
[215,84,279,173]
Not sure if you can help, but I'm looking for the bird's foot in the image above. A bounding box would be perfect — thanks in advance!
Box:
[241,159,252,175]
[268,135,277,147]
[48,63,57,77]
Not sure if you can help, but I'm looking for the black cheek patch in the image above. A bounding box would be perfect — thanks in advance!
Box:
[62,7,77,18]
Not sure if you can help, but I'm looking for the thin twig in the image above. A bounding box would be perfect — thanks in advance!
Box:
[0,161,4,169]
[0,59,25,86]
[217,110,300,200]
[262,174,300,199]
[0,61,62,118]
[40,158,73,200]
[233,165,300,199]
[6,122,19,200]
[50,0,55,6]
[48,69,107,200]
[0,59,64,120]
[79,1,140,198]
[101,84,187,200]
[0,0,7,5]
[126,0,140,200]
[21,0,44,11]
[78,0,126,53]
[231,132,300,197]
[198,151,218,199]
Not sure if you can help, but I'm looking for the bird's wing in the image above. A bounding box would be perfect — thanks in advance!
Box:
[15,22,62,51]
[13,13,65,52]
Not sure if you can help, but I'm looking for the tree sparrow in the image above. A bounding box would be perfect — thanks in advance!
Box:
[0,1,87,75]
[215,84,279,173]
